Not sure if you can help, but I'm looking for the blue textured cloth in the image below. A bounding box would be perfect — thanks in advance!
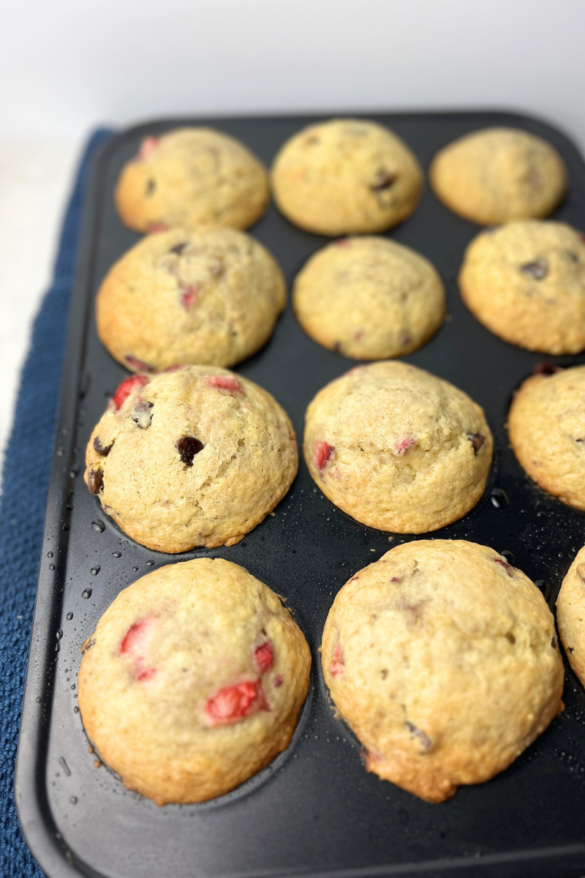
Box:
[0,130,114,878]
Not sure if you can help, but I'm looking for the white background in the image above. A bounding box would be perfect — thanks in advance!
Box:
[0,0,584,477]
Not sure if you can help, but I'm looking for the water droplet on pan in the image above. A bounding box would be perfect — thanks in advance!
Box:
[91,520,106,533]
[90,566,100,576]
[490,487,509,509]
[82,589,92,600]
[59,757,71,777]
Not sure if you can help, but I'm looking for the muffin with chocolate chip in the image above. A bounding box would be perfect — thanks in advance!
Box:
[84,366,297,552]
[429,128,567,225]
[459,221,585,354]
[293,236,445,359]
[97,228,286,373]
[79,558,311,805]
[115,128,269,233]
[508,364,585,510]
[322,540,564,802]
[271,119,423,236]
[304,362,493,533]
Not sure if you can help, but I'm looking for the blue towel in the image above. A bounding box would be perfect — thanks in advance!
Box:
[0,129,114,878]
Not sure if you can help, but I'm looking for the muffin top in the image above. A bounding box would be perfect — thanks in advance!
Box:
[115,128,269,233]
[79,558,311,805]
[271,118,423,236]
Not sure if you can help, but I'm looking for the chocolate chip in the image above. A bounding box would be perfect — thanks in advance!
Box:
[551,636,557,649]
[406,721,432,750]
[169,242,188,255]
[132,401,153,429]
[145,178,156,196]
[87,469,104,495]
[371,169,397,192]
[467,433,485,455]
[93,436,113,456]
[521,259,548,280]
[533,361,562,376]
[176,436,204,466]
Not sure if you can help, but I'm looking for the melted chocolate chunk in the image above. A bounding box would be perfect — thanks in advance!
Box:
[132,401,154,429]
[93,436,113,456]
[87,469,104,495]
[145,178,156,196]
[176,436,204,466]
[169,242,188,256]
[521,258,548,280]
[467,433,485,455]
[533,361,562,376]
[371,169,397,192]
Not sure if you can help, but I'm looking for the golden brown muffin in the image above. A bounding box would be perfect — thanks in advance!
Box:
[293,237,445,359]
[322,540,564,802]
[459,221,585,354]
[271,119,423,236]
[97,228,286,373]
[304,362,493,533]
[508,364,585,511]
[84,366,297,552]
[115,128,269,233]
[429,127,567,225]
[79,558,311,805]
[557,546,585,685]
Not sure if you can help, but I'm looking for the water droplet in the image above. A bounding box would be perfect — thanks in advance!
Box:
[146,560,154,567]
[112,552,121,558]
[55,643,60,652]
[90,566,100,576]
[47,551,54,558]
[132,566,139,572]
[66,612,73,621]
[92,520,106,534]
[49,563,56,571]
[59,757,71,777]
[82,589,92,599]
[500,550,514,565]
[490,487,509,509]
[56,629,63,640]
[71,684,76,690]
[63,524,70,531]
[36,697,41,703]
[74,706,79,713]
[535,580,551,602]
[70,796,78,805]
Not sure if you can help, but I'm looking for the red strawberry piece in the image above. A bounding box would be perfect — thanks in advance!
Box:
[206,375,244,394]
[315,441,333,470]
[110,375,149,411]
[137,668,157,682]
[147,222,168,233]
[163,364,184,373]
[330,642,344,678]
[395,436,415,455]
[335,239,351,247]
[180,285,199,310]
[120,618,157,681]
[125,355,152,373]
[136,136,159,161]
[494,557,514,577]
[254,641,274,673]
[204,679,266,726]
[274,675,284,688]
[533,361,562,376]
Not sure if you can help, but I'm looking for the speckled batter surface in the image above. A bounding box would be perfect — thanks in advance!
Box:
[115,128,269,233]
[97,228,286,372]
[508,365,585,511]
[430,128,567,225]
[322,540,564,802]
[84,366,298,552]
[271,119,423,236]
[459,221,585,354]
[303,362,493,533]
[293,236,445,359]
[79,558,311,805]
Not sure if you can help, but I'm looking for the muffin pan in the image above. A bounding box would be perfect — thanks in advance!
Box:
[15,111,585,878]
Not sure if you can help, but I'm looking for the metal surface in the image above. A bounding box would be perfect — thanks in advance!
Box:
[15,111,585,878]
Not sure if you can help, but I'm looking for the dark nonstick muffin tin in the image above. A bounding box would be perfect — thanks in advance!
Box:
[15,111,585,878]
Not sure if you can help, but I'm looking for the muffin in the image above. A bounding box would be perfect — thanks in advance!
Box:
[79,558,311,805]
[271,118,423,236]
[508,364,585,511]
[322,540,564,802]
[304,362,493,533]
[557,546,585,686]
[84,366,297,552]
[115,128,269,233]
[459,221,585,354]
[97,228,286,372]
[293,237,445,359]
[429,127,567,225]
